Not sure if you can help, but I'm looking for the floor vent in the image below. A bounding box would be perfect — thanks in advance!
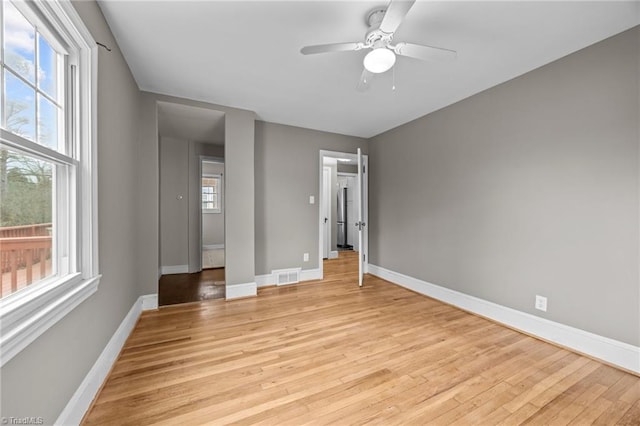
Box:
[273,268,301,286]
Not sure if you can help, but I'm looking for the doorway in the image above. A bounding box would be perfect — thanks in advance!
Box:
[157,102,226,306]
[337,172,357,252]
[318,150,368,283]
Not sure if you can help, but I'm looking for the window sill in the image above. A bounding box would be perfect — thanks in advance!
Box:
[0,273,101,367]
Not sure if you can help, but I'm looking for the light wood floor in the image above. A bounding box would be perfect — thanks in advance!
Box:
[84,251,640,425]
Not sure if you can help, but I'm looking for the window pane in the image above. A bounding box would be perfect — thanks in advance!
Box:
[5,71,36,140]
[3,1,36,84]
[0,147,54,298]
[202,176,221,212]
[37,34,58,100]
[38,94,59,150]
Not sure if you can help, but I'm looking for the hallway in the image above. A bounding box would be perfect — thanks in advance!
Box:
[158,268,225,306]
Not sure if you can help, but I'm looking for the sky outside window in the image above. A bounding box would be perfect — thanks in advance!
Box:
[5,71,36,140]
[38,34,58,100]
[2,1,62,150]
[38,94,58,149]
[3,1,36,84]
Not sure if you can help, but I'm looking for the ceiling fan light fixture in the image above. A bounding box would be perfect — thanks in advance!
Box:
[363,47,396,73]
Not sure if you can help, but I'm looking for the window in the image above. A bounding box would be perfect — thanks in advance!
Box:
[1,0,63,298]
[0,0,98,366]
[202,174,221,213]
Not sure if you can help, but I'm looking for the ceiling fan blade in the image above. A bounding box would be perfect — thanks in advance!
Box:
[393,42,457,62]
[356,69,374,92]
[300,42,364,55]
[379,0,416,34]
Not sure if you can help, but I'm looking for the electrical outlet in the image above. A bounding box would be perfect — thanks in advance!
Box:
[309,196,315,204]
[303,253,309,262]
[535,295,547,312]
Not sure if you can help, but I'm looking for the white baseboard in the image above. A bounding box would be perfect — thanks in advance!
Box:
[256,268,322,288]
[56,293,158,425]
[203,244,224,250]
[256,273,275,287]
[161,265,188,275]
[226,282,257,300]
[328,251,339,259]
[141,294,158,310]
[368,264,640,374]
[300,268,322,282]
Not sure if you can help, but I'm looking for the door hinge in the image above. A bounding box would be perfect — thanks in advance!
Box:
[363,165,366,174]
[363,253,366,262]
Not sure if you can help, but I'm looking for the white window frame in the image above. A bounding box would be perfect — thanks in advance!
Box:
[202,174,222,214]
[0,0,99,367]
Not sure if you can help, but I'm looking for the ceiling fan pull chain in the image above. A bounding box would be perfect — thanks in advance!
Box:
[392,64,396,91]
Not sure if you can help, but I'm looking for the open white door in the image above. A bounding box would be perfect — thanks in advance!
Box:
[356,148,365,287]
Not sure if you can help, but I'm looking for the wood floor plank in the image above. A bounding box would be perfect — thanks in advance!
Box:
[496,403,542,425]
[546,383,608,426]
[601,402,634,425]
[617,400,640,425]
[430,381,514,424]
[568,398,615,425]
[82,251,640,425]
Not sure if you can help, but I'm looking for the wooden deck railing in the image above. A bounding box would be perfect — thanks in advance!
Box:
[0,223,52,238]
[0,223,52,298]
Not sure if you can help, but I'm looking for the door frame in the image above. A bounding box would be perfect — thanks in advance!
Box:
[318,150,368,280]
[199,156,225,272]
[322,166,332,259]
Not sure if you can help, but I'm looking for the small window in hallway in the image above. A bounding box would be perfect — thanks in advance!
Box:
[202,174,221,213]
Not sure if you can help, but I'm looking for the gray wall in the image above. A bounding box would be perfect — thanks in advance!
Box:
[369,27,640,346]
[224,111,256,285]
[338,164,358,174]
[0,1,141,421]
[202,162,225,246]
[255,121,367,274]
[159,136,189,268]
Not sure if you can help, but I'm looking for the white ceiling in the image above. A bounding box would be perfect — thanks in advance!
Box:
[98,1,640,138]
[157,101,225,144]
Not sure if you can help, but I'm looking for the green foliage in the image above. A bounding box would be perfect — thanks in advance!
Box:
[0,149,52,227]
[1,42,54,227]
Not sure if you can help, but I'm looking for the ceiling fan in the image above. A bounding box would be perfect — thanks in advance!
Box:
[300,0,456,91]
